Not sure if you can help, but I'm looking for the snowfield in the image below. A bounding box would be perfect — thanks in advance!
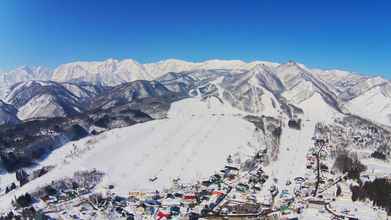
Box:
[345,85,391,126]
[0,96,261,211]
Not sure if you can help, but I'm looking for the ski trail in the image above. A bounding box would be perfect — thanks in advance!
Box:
[126,117,207,189]
[266,119,316,193]
[138,116,217,188]
[129,118,197,170]
[174,116,223,178]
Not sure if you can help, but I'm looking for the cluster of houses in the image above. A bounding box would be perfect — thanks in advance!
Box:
[14,149,282,219]
[3,117,390,219]
[1,136,328,220]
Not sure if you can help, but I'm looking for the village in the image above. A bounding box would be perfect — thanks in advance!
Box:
[0,117,389,220]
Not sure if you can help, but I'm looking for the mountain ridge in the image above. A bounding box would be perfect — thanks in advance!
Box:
[1,58,391,126]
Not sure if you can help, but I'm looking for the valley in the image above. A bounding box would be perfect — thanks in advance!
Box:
[0,59,390,219]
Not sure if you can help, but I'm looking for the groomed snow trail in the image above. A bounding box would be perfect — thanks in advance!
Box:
[264,93,341,192]
[265,119,315,192]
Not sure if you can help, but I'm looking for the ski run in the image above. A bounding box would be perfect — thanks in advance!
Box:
[0,94,389,219]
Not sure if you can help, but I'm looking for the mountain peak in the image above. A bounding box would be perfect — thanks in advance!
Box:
[249,63,274,72]
[156,58,193,64]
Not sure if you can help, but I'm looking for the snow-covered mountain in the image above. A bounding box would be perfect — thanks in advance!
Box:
[338,76,389,101]
[147,59,391,126]
[4,81,110,121]
[144,59,197,78]
[88,80,179,111]
[312,69,365,95]
[344,82,391,126]
[275,61,341,111]
[311,68,391,125]
[218,66,285,116]
[1,59,391,219]
[0,66,52,99]
[5,81,85,120]
[51,58,279,84]
[52,59,153,85]
[145,59,280,78]
[1,58,391,127]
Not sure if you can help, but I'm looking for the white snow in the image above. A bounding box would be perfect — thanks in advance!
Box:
[345,85,391,126]
[52,58,280,85]
[52,59,153,85]
[361,158,391,179]
[264,93,340,192]
[0,96,261,211]
[300,208,332,220]
[282,80,316,104]
[0,66,52,99]
[16,94,79,120]
[1,58,391,218]
[329,200,388,220]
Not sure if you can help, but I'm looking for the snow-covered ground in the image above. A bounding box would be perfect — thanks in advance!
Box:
[0,96,261,211]
[264,93,341,192]
[346,86,391,127]
[361,158,391,180]
[300,208,332,220]
[1,90,389,220]
[329,199,388,220]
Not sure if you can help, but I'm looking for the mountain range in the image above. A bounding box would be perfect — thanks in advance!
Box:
[1,58,389,127]
[1,58,391,219]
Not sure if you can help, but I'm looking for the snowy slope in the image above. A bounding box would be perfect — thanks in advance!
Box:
[264,93,341,192]
[1,58,391,219]
[51,58,279,84]
[220,80,282,117]
[88,80,177,111]
[157,72,198,94]
[5,81,83,120]
[145,59,279,79]
[0,66,52,99]
[52,59,153,85]
[0,96,261,210]
[3,58,391,125]
[312,69,364,95]
[16,93,79,120]
[345,84,391,126]
[276,62,339,108]
[216,66,286,117]
[144,59,196,79]
[61,82,109,100]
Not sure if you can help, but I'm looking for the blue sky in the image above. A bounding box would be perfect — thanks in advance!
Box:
[0,0,390,77]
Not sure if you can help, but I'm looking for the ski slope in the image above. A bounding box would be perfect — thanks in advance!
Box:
[0,96,260,210]
[264,93,341,192]
[0,92,343,212]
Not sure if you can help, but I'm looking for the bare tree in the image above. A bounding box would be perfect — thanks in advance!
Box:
[312,138,327,196]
